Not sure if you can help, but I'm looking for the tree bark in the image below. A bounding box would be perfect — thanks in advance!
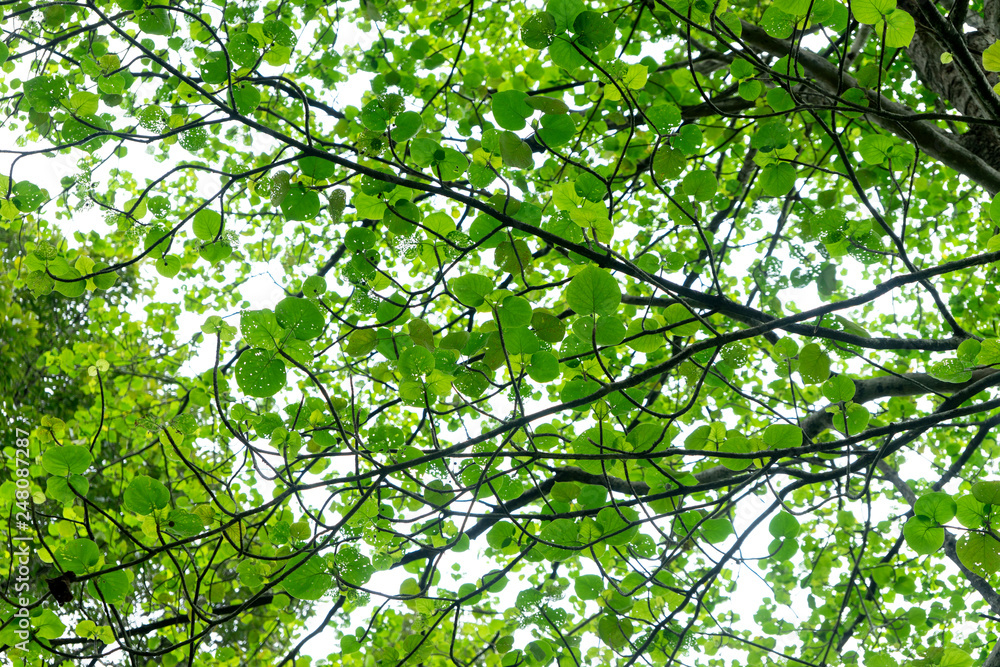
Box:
[738,22,1000,193]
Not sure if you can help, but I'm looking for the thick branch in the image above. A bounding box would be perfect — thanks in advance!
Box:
[877,461,1000,615]
[621,294,967,351]
[739,21,1000,193]
[800,368,1000,438]
[46,594,275,647]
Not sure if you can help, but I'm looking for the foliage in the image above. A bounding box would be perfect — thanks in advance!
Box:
[6,0,1000,665]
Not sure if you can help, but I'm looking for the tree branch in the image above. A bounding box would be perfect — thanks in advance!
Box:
[46,594,276,647]
[800,368,1000,439]
[877,461,1000,615]
[620,294,968,351]
[739,21,1000,193]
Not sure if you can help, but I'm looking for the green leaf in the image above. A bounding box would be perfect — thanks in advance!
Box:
[192,209,223,240]
[914,492,957,523]
[137,8,172,35]
[730,58,755,81]
[345,226,377,251]
[646,103,682,133]
[762,423,803,449]
[760,6,796,38]
[53,269,86,298]
[989,193,1000,224]
[537,113,576,146]
[345,329,378,356]
[597,614,633,649]
[978,339,1000,365]
[858,135,894,165]
[903,516,944,554]
[798,343,831,383]
[525,96,569,114]
[958,339,981,364]
[565,266,621,316]
[531,310,566,343]
[594,316,626,345]
[200,240,232,264]
[751,122,791,153]
[547,0,585,32]
[671,124,703,155]
[281,554,333,600]
[229,31,261,68]
[450,274,494,307]
[682,170,717,202]
[622,63,648,89]
[701,518,734,543]
[383,199,422,235]
[275,297,325,340]
[549,35,590,71]
[46,475,89,505]
[298,155,336,180]
[984,42,1000,72]
[399,345,434,378]
[928,358,973,383]
[719,436,752,470]
[392,111,423,141]
[956,531,1000,576]
[27,270,55,296]
[302,275,327,297]
[851,0,896,24]
[165,510,205,537]
[264,19,296,46]
[498,296,533,328]
[760,163,796,196]
[124,475,170,515]
[768,511,800,538]
[155,255,182,278]
[774,0,812,16]
[597,506,639,545]
[573,11,614,51]
[831,402,870,434]
[199,51,229,84]
[235,348,287,397]
[738,79,762,100]
[498,131,533,169]
[528,351,561,382]
[66,91,99,116]
[972,480,1000,504]
[767,87,796,112]
[280,183,321,220]
[376,293,408,325]
[822,375,856,402]
[521,11,558,49]
[502,327,539,355]
[492,90,533,131]
[525,640,554,665]
[335,546,374,586]
[42,445,93,475]
[878,9,914,47]
[34,609,66,640]
[58,538,101,573]
[88,570,130,604]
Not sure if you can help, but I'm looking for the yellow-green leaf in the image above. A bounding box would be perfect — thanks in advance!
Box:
[984,42,1000,72]
[851,0,895,24]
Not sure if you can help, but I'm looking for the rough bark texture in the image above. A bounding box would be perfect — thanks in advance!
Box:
[800,368,1000,438]
[739,21,1000,193]
[899,0,1000,166]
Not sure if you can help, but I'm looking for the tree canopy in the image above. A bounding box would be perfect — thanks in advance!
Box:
[7,0,1000,664]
